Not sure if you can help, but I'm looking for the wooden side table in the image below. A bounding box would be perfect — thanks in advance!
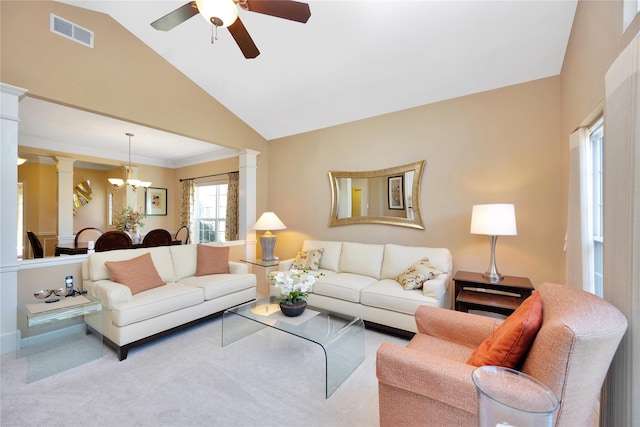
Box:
[453,271,534,316]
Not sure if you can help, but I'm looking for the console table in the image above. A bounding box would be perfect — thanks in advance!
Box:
[453,271,534,317]
[17,295,103,382]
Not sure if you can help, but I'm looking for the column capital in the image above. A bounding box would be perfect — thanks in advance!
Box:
[54,156,75,173]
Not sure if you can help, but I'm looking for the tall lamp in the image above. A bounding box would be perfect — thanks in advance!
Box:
[470,204,517,282]
[253,212,287,262]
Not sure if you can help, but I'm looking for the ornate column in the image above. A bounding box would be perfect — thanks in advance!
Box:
[0,83,27,354]
[239,149,259,259]
[55,156,75,246]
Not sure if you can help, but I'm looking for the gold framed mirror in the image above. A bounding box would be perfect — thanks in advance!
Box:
[328,160,425,229]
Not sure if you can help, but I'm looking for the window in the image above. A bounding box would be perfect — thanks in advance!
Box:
[623,0,640,32]
[589,118,604,296]
[194,181,227,243]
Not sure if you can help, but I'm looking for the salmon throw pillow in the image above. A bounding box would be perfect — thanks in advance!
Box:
[105,253,166,295]
[467,291,543,368]
[196,244,230,276]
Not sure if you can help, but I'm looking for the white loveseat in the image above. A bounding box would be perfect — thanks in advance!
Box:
[271,240,452,334]
[82,244,256,360]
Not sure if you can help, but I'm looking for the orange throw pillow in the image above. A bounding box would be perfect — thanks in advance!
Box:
[467,291,543,368]
[196,244,230,276]
[105,253,166,295]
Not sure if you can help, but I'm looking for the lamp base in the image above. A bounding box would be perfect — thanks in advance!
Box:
[259,234,278,262]
[482,272,504,282]
[484,235,503,283]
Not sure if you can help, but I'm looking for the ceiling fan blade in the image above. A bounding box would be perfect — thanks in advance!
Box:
[151,1,200,31]
[240,0,311,23]
[228,17,260,59]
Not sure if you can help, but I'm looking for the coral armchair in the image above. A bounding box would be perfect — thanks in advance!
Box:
[376,282,627,427]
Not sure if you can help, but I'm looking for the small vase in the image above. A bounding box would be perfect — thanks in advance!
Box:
[125,230,140,244]
[279,301,307,317]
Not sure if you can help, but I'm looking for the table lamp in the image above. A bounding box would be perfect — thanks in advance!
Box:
[253,212,287,261]
[470,204,517,282]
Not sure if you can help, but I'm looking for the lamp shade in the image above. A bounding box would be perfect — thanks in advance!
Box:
[253,212,287,231]
[470,204,517,236]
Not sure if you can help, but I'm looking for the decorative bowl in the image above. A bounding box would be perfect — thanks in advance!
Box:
[34,289,54,299]
[53,287,70,297]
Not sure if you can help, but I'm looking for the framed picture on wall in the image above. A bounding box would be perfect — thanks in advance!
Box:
[146,187,167,216]
[388,176,404,210]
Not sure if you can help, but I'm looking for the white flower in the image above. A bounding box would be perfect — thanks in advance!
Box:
[270,269,323,304]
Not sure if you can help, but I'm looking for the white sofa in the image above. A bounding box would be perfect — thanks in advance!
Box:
[271,240,452,334]
[82,244,256,360]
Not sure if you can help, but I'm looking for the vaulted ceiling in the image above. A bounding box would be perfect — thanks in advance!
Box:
[21,0,578,167]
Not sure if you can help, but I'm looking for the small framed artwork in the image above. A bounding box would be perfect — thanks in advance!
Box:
[146,187,167,216]
[388,176,404,210]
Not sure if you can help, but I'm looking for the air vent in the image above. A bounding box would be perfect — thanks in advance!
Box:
[50,14,93,48]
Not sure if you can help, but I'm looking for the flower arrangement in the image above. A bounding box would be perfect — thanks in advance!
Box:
[113,207,146,233]
[270,269,323,305]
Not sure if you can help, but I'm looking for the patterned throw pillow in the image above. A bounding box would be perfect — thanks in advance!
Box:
[292,248,324,271]
[396,258,442,290]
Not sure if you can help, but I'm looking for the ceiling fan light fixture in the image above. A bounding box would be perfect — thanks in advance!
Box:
[196,0,238,27]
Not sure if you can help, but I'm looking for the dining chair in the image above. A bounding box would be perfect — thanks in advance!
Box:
[175,225,190,245]
[74,227,103,246]
[142,229,173,247]
[26,231,44,258]
[94,231,133,252]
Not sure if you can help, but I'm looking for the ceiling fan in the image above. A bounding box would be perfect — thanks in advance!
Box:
[150,0,311,59]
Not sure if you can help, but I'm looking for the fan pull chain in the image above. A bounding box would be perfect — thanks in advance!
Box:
[211,24,219,44]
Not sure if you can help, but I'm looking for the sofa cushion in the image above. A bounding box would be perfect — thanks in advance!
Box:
[178,273,256,300]
[111,283,204,327]
[467,291,543,368]
[291,248,324,270]
[302,240,342,272]
[312,273,378,303]
[88,246,177,283]
[196,244,230,276]
[338,242,384,279]
[381,244,451,280]
[170,244,198,280]
[396,258,443,290]
[361,279,443,314]
[105,253,166,295]
[422,274,449,299]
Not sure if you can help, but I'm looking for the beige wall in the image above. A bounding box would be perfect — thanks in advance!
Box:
[1,0,270,215]
[560,2,640,259]
[268,77,563,287]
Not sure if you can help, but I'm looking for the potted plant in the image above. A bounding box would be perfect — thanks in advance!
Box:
[113,206,146,243]
[270,270,322,317]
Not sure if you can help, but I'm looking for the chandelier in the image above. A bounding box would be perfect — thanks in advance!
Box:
[108,132,151,190]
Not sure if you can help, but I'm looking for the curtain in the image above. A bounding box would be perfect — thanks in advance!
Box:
[565,128,593,292]
[225,172,239,241]
[601,35,640,426]
[180,179,195,244]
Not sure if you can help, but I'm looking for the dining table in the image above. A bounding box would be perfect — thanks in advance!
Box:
[55,239,182,256]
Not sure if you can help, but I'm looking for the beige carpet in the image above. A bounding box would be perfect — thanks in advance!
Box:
[1,316,409,427]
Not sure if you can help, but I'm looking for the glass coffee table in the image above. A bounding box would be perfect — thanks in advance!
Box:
[222,297,365,398]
